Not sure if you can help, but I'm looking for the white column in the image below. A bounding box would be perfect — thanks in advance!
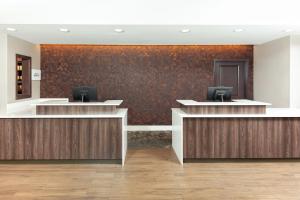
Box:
[172,109,183,165]
[290,35,300,108]
[254,36,290,108]
[0,33,8,113]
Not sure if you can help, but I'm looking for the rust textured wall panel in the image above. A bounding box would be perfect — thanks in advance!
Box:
[41,45,253,125]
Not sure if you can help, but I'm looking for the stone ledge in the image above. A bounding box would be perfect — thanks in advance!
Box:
[128,131,171,148]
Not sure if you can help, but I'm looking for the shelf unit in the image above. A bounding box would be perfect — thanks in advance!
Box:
[16,54,32,100]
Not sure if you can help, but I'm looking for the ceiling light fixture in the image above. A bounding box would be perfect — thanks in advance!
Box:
[234,28,244,32]
[59,28,70,32]
[6,27,16,32]
[181,28,190,33]
[114,28,124,33]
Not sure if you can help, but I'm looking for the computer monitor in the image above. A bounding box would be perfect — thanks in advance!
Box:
[72,86,97,102]
[207,86,233,102]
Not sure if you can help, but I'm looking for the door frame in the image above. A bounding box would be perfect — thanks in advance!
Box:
[213,59,249,99]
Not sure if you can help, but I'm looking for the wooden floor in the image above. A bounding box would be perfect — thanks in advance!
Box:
[1,148,300,200]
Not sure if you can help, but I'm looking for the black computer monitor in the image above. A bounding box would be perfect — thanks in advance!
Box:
[72,86,97,102]
[207,86,233,102]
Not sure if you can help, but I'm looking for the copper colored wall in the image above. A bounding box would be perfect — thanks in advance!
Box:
[40,45,253,125]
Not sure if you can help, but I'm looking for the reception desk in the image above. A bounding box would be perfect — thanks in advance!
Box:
[0,99,127,166]
[172,99,300,164]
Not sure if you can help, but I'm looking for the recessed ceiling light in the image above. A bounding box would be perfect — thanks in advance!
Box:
[284,29,293,33]
[181,28,190,33]
[59,28,70,32]
[114,28,124,33]
[234,28,244,32]
[6,27,16,32]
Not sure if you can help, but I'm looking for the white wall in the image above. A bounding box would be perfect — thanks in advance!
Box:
[0,33,8,113]
[7,35,40,103]
[290,35,300,108]
[254,36,290,107]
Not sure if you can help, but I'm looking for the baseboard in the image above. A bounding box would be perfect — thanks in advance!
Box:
[127,125,172,132]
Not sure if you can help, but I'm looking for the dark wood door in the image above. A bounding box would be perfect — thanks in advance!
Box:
[214,60,248,99]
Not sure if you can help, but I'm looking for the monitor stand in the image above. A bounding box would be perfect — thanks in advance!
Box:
[80,93,87,102]
[217,94,225,102]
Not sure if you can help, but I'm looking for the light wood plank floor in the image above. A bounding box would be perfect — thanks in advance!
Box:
[1,148,300,200]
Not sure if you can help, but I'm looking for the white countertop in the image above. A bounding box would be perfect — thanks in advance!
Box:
[172,108,300,118]
[177,99,271,106]
[0,108,128,119]
[33,100,123,106]
[1,98,126,118]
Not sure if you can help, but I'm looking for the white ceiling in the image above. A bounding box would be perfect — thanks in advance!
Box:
[0,25,299,45]
[1,0,300,25]
[1,0,300,45]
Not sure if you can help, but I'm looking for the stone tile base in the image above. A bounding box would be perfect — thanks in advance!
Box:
[128,131,172,148]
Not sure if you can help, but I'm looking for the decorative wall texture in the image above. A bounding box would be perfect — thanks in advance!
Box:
[41,45,253,125]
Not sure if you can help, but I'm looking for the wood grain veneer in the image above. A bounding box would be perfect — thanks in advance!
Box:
[0,118,122,160]
[183,118,300,159]
[36,105,117,115]
[181,105,266,114]
[40,45,254,125]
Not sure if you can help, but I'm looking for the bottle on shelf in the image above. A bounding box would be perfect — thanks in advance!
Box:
[17,64,23,71]
[17,76,23,81]
[17,84,22,94]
